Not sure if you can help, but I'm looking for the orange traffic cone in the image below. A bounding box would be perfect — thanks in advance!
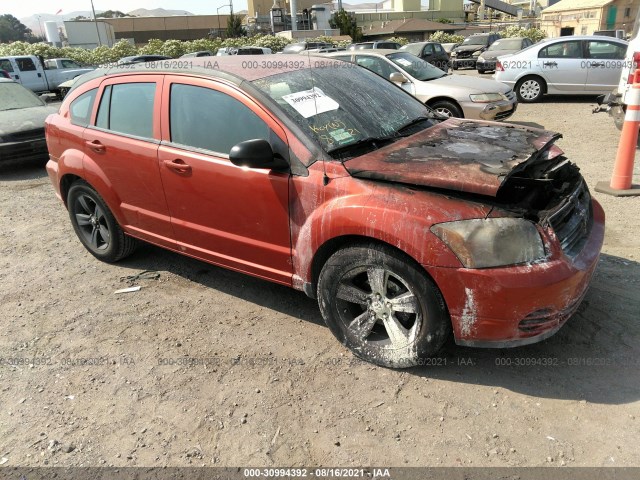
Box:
[596,70,640,196]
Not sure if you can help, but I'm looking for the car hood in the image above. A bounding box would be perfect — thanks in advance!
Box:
[479,49,516,60]
[344,118,562,197]
[428,74,511,94]
[454,44,485,53]
[0,105,58,137]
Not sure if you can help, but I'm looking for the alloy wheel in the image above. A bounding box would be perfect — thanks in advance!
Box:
[519,79,541,101]
[73,194,111,251]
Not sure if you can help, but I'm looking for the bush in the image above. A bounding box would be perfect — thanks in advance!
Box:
[428,31,465,44]
[387,36,409,46]
[500,26,546,42]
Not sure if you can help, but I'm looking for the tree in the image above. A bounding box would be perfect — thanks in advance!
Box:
[0,14,33,43]
[226,13,245,38]
[436,18,453,23]
[97,10,131,18]
[500,26,546,42]
[428,30,465,44]
[330,9,362,42]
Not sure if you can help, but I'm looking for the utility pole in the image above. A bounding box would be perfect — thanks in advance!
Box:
[90,0,102,46]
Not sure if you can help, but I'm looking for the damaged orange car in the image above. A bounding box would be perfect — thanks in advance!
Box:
[45,57,604,368]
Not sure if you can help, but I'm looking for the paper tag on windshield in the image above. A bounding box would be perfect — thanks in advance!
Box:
[395,58,412,67]
[282,87,339,118]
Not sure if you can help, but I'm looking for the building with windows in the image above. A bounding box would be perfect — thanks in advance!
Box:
[540,0,640,37]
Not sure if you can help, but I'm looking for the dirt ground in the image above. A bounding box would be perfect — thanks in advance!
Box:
[0,86,639,469]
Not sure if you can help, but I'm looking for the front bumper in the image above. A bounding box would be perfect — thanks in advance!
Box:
[460,95,518,121]
[426,199,605,347]
[476,59,496,71]
[0,138,48,163]
[451,57,478,69]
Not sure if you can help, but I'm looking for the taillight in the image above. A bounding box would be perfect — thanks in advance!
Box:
[496,60,504,72]
[627,52,640,84]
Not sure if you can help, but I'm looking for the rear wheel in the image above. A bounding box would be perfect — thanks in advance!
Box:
[317,244,450,368]
[477,69,486,74]
[516,76,544,103]
[67,181,137,262]
[429,99,463,118]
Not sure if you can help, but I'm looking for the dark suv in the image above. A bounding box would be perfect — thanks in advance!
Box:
[450,32,500,70]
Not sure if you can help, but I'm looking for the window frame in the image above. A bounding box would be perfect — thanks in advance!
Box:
[88,74,163,143]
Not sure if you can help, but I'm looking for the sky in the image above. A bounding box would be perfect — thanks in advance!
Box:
[4,0,253,19]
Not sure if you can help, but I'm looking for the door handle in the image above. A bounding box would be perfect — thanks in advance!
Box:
[14,74,19,80]
[164,159,192,174]
[37,73,42,77]
[85,140,106,153]
[543,61,557,67]
[590,62,605,67]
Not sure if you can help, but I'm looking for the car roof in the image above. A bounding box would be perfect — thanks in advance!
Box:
[69,55,332,90]
[538,35,628,43]
[324,49,401,57]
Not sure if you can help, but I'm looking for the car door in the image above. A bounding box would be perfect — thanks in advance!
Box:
[584,39,626,93]
[157,76,292,285]
[82,75,176,249]
[420,43,436,64]
[7,57,47,91]
[537,40,587,92]
[433,43,450,69]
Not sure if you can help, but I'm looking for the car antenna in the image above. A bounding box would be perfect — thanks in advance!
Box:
[304,49,330,186]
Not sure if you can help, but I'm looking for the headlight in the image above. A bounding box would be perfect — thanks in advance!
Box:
[469,93,503,103]
[431,218,545,268]
[472,50,482,56]
[477,56,485,62]
[450,51,457,57]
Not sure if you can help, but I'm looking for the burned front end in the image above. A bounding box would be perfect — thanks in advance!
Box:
[345,119,605,346]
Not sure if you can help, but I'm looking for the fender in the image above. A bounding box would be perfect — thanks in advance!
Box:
[78,153,126,226]
[290,164,489,289]
[55,148,85,203]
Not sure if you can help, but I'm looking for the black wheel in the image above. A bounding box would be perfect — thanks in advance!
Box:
[452,64,458,70]
[515,76,544,103]
[317,243,450,368]
[477,69,486,74]
[429,99,463,118]
[67,181,137,262]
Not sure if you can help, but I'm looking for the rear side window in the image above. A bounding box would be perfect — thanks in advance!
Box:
[16,57,37,71]
[69,88,98,127]
[169,83,270,155]
[587,41,626,59]
[539,41,583,59]
[95,82,155,139]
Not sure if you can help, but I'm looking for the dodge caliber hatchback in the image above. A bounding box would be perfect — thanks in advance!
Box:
[45,57,604,368]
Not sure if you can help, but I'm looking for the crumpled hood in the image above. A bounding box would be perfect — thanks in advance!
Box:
[0,105,58,137]
[344,118,562,197]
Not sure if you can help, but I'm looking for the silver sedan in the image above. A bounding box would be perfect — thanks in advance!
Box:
[322,50,517,120]
[494,35,628,103]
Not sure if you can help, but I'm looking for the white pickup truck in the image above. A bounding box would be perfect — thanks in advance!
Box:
[0,56,94,98]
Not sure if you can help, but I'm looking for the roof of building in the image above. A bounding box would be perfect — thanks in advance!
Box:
[363,18,458,36]
[542,0,613,13]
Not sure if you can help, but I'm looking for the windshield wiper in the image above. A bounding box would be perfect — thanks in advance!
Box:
[395,115,439,135]
[327,135,398,157]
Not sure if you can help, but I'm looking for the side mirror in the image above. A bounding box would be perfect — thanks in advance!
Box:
[229,139,288,170]
[389,72,408,84]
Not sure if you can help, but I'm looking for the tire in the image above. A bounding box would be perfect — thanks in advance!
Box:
[477,69,486,74]
[67,180,137,263]
[515,76,544,103]
[452,64,458,70]
[429,99,463,118]
[317,243,450,369]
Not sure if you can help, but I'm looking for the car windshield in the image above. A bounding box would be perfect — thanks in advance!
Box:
[488,38,522,50]
[463,36,489,45]
[400,43,423,55]
[0,82,44,110]
[386,52,446,81]
[251,64,437,157]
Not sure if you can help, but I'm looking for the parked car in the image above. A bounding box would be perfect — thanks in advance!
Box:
[0,79,58,163]
[0,55,94,97]
[324,50,517,120]
[494,35,628,103]
[181,51,214,58]
[400,41,450,70]
[348,41,401,50]
[282,42,334,54]
[476,37,533,73]
[450,32,501,69]
[44,57,603,368]
[217,46,272,55]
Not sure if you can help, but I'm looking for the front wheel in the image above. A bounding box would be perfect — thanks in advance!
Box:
[317,244,450,368]
[67,181,137,262]
[516,76,544,103]
[429,100,463,118]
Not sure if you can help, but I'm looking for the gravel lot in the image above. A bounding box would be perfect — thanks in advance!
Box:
[0,87,639,469]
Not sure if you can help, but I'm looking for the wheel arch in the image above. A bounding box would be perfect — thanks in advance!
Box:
[426,96,464,117]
